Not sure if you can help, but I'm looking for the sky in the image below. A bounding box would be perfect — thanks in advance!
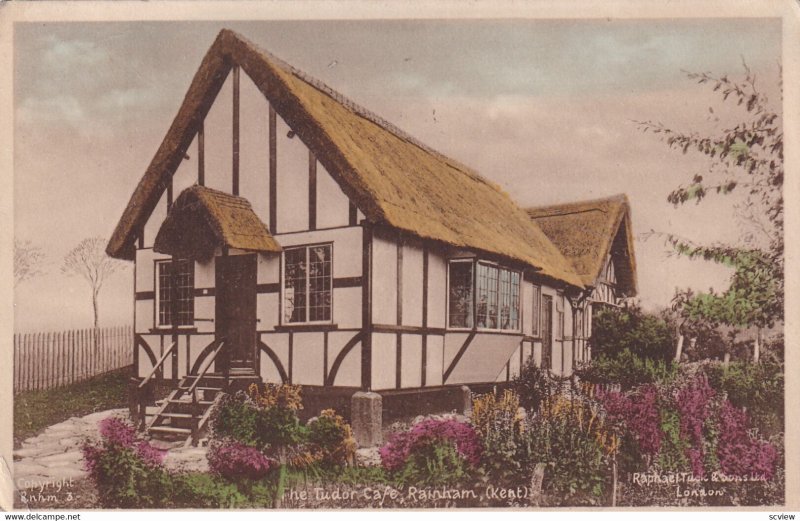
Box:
[13,18,783,332]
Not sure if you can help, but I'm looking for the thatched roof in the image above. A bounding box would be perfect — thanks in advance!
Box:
[106,29,583,288]
[153,185,280,261]
[526,194,637,296]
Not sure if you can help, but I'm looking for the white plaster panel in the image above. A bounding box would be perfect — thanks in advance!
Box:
[291,332,324,386]
[425,335,444,387]
[400,334,422,388]
[401,241,424,327]
[371,333,397,391]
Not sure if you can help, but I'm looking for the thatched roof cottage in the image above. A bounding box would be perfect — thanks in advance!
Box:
[107,29,636,445]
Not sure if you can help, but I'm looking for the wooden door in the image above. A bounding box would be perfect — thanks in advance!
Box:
[542,295,553,371]
[216,254,257,372]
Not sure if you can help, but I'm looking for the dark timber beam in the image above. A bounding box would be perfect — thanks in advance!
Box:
[269,105,277,234]
[361,223,373,391]
[232,66,240,196]
[309,151,317,231]
[421,245,428,386]
[198,120,205,186]
[167,180,173,210]
[396,233,403,389]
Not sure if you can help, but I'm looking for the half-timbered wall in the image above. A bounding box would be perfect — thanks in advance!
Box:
[131,62,580,391]
[133,65,366,386]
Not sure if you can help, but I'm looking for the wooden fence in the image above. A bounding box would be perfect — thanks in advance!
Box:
[13,325,133,393]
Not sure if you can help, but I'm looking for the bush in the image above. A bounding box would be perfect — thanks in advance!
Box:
[717,400,778,480]
[471,390,532,480]
[207,440,275,482]
[307,409,357,468]
[211,386,307,452]
[511,359,557,411]
[82,417,169,508]
[379,418,483,486]
[575,349,677,390]
[703,361,783,437]
[592,304,675,361]
[529,396,614,505]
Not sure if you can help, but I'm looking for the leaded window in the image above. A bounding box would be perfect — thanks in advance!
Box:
[448,261,473,328]
[284,244,332,323]
[156,259,194,327]
[448,259,520,331]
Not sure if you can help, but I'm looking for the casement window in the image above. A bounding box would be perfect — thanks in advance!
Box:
[448,260,474,328]
[283,244,332,324]
[556,292,565,340]
[531,284,542,337]
[155,259,194,327]
[447,259,521,331]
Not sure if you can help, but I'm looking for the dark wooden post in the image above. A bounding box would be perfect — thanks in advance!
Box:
[308,150,317,231]
[232,65,240,196]
[170,259,179,382]
[198,120,205,186]
[395,233,403,389]
[269,104,277,234]
[361,223,373,391]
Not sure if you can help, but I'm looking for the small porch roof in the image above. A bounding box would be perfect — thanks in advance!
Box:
[154,185,281,260]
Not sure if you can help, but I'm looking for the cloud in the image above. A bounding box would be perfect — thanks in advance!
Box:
[17,94,87,127]
[41,34,109,72]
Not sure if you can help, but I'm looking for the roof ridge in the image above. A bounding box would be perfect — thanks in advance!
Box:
[526,193,628,216]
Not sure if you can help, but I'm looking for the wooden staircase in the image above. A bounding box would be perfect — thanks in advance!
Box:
[144,373,227,446]
[133,338,262,446]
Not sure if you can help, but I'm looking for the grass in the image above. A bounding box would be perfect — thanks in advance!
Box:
[14,366,133,447]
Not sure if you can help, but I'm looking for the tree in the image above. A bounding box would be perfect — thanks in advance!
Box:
[14,239,46,286]
[61,236,126,329]
[639,63,783,362]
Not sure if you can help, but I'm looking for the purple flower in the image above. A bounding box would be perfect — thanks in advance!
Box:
[717,400,777,480]
[98,417,138,447]
[207,440,274,481]
[135,441,166,466]
[675,374,715,477]
[597,385,661,456]
[379,419,483,472]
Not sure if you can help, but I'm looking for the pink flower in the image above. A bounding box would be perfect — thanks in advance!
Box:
[208,440,274,481]
[717,400,777,480]
[98,417,138,447]
[379,419,483,471]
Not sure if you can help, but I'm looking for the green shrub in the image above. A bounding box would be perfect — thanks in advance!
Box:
[511,358,557,411]
[171,473,249,508]
[592,304,675,361]
[471,390,533,481]
[575,349,677,390]
[394,440,472,487]
[528,396,615,505]
[307,409,357,468]
[211,393,261,446]
[703,361,783,436]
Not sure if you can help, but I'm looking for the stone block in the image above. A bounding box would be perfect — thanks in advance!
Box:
[460,385,472,415]
[351,391,382,448]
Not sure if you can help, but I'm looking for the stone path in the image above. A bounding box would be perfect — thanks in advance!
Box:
[13,409,210,491]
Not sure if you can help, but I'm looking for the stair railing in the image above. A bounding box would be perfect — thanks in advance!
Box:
[135,340,177,430]
[188,340,226,446]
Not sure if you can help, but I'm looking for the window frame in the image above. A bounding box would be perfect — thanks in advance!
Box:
[154,258,195,329]
[531,284,542,338]
[446,258,522,333]
[280,242,334,326]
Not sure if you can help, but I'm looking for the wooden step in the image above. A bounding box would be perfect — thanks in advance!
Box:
[149,426,192,435]
[159,412,197,419]
[168,398,215,406]
[178,386,223,392]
